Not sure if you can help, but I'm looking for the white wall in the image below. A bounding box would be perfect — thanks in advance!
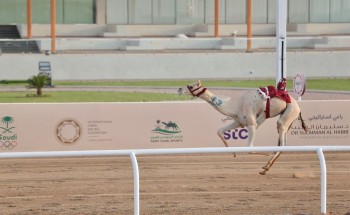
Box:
[0,51,349,80]
[0,101,349,152]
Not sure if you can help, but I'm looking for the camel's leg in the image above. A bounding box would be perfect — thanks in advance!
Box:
[217,120,242,146]
[260,151,282,175]
[259,120,287,174]
[217,120,242,157]
[246,124,269,156]
[246,125,257,147]
[260,131,286,174]
[256,112,266,128]
[260,104,299,174]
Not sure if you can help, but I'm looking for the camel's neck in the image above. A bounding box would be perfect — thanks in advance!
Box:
[198,90,237,117]
[198,90,216,103]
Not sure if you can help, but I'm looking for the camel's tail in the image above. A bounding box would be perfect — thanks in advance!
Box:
[299,112,308,132]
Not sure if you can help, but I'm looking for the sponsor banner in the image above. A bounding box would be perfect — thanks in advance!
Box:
[223,100,350,146]
[288,101,349,145]
[0,100,349,152]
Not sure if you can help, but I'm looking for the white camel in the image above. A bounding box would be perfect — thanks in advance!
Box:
[178,80,307,175]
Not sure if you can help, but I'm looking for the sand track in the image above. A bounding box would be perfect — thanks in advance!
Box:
[1,152,350,215]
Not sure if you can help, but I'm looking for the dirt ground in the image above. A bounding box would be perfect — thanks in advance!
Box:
[0,152,350,215]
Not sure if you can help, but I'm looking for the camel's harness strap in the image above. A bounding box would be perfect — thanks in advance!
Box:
[257,86,291,119]
[188,85,207,97]
[257,87,272,118]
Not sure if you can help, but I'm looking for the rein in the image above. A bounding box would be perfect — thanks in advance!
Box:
[187,84,207,97]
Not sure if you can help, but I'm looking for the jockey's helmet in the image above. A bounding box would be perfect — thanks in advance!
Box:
[277,78,287,91]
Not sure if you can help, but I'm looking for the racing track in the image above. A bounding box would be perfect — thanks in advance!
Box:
[0,152,350,215]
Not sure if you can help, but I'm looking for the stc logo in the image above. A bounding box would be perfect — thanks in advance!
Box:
[224,128,248,140]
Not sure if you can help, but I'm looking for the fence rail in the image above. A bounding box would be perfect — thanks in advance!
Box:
[1,145,350,215]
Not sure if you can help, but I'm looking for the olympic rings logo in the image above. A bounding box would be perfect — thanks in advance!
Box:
[0,141,17,150]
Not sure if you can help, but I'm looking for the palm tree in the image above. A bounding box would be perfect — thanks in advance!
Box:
[1,116,15,133]
[27,75,48,96]
[1,116,14,128]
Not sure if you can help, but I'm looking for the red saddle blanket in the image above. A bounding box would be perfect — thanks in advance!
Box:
[258,86,291,118]
[259,86,291,103]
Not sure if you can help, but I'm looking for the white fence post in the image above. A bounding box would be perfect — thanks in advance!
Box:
[317,148,327,214]
[130,152,140,215]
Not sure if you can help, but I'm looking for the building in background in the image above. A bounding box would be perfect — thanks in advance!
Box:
[0,0,94,24]
[1,0,350,37]
[1,0,350,80]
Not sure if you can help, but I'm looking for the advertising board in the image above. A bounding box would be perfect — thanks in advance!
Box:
[0,100,349,152]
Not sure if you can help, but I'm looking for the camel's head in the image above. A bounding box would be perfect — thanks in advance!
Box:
[178,80,207,97]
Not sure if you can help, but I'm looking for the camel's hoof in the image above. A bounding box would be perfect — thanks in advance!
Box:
[262,166,269,170]
[233,153,237,158]
[259,170,266,175]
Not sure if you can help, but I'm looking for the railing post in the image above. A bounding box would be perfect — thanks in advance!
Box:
[246,0,252,51]
[51,0,56,53]
[27,0,32,38]
[130,152,140,215]
[317,148,327,214]
[214,0,219,37]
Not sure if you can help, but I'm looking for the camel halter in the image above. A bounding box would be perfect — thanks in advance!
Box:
[187,84,207,97]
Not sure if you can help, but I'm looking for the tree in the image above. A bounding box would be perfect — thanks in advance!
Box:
[27,75,48,96]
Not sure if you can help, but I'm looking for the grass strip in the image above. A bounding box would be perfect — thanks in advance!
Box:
[0,91,192,103]
[1,79,349,91]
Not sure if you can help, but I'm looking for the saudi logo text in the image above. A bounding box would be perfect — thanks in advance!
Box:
[0,116,18,150]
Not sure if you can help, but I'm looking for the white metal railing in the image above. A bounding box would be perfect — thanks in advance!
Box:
[1,146,350,215]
